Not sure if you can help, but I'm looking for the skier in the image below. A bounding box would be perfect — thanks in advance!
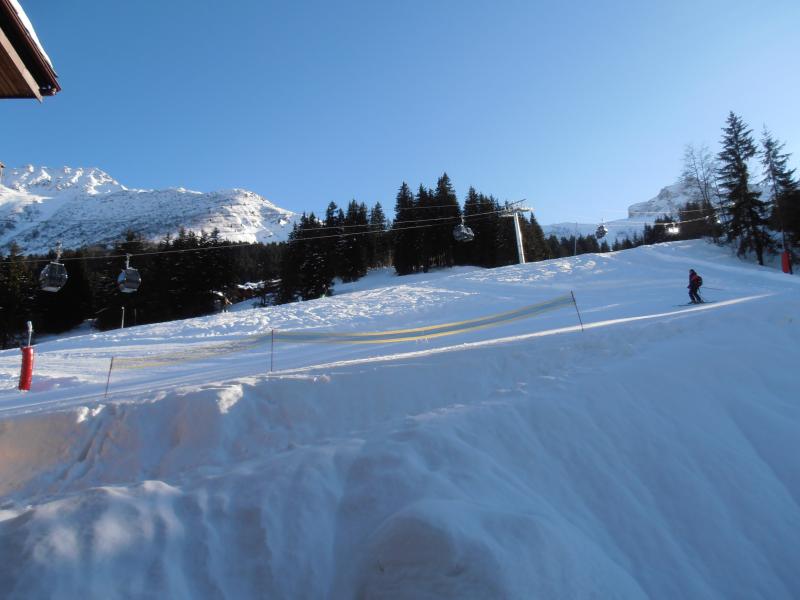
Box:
[688,269,703,304]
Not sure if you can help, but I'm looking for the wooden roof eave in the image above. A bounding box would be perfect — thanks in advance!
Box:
[0,21,41,100]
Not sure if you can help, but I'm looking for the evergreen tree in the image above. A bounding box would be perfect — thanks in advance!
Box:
[323,202,344,283]
[717,112,772,265]
[546,234,562,258]
[524,213,548,262]
[416,184,436,271]
[0,243,35,348]
[462,189,503,267]
[339,200,369,282]
[430,173,461,268]
[392,182,418,275]
[760,128,798,253]
[368,202,390,267]
[300,213,333,299]
[278,218,307,303]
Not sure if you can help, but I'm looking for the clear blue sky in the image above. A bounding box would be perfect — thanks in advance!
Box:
[4,0,799,224]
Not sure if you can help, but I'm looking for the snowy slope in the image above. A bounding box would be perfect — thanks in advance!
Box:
[0,241,798,598]
[0,166,296,254]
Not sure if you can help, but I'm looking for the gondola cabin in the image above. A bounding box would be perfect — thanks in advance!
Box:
[453,223,475,242]
[39,260,67,292]
[118,267,141,293]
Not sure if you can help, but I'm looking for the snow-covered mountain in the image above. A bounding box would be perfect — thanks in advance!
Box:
[0,165,297,255]
[543,181,696,243]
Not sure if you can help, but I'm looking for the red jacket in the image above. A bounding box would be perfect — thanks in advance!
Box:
[689,272,701,289]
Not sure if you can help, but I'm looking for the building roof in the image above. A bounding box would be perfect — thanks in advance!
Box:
[0,0,59,100]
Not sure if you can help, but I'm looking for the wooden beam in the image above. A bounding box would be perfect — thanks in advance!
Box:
[0,20,41,100]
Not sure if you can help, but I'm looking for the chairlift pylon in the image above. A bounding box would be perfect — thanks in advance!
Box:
[118,254,142,293]
[39,242,68,292]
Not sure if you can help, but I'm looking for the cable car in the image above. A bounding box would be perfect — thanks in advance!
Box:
[595,223,608,239]
[118,254,142,293]
[453,218,475,242]
[39,243,68,292]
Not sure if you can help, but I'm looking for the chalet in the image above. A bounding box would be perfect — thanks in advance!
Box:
[0,0,59,100]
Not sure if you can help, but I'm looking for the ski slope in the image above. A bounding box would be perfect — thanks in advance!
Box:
[0,241,798,598]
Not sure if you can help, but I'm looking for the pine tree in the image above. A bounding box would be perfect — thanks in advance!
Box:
[0,243,35,348]
[392,183,418,275]
[368,202,390,267]
[416,185,435,271]
[546,234,562,258]
[430,173,461,268]
[322,202,344,283]
[524,213,548,262]
[760,128,798,254]
[462,187,485,266]
[717,112,772,265]
[339,200,369,282]
[303,213,333,299]
[278,218,308,303]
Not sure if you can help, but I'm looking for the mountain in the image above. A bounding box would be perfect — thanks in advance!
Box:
[0,165,297,255]
[543,181,696,243]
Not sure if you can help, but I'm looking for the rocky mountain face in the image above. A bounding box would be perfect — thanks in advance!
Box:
[0,166,296,255]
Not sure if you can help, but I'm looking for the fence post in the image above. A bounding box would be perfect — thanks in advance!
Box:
[570,291,584,333]
[105,357,115,399]
[270,329,274,373]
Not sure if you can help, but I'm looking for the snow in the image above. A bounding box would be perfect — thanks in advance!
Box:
[0,166,297,254]
[7,0,53,68]
[0,240,799,598]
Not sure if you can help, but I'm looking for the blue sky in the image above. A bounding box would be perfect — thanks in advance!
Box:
[4,0,799,224]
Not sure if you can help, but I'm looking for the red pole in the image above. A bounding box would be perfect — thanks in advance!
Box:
[782,250,792,274]
[18,346,34,391]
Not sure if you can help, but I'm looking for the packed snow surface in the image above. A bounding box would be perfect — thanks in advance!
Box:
[0,241,798,598]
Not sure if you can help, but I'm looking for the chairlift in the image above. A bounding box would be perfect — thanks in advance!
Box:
[39,242,68,292]
[118,254,142,293]
[595,223,608,239]
[453,217,475,242]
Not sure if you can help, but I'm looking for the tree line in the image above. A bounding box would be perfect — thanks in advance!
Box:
[0,229,282,348]
[277,173,575,301]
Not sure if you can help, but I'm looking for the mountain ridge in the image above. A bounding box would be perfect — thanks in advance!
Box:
[0,165,296,254]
